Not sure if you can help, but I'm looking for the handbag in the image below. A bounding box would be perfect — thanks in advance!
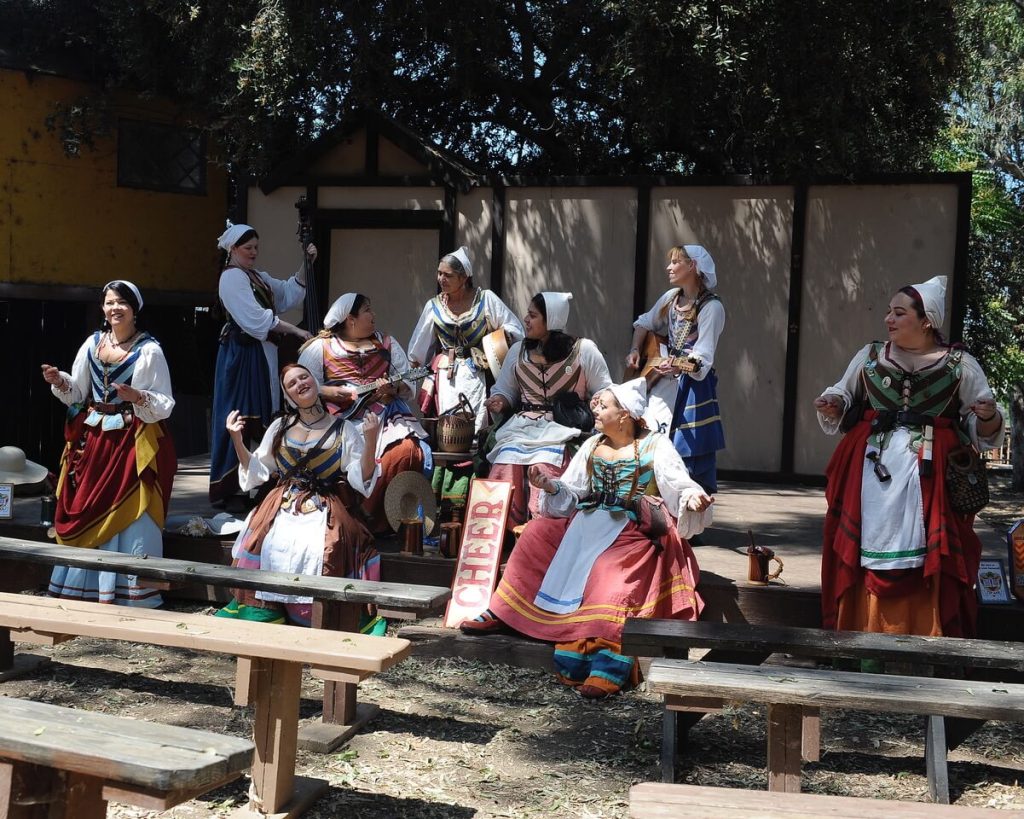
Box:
[552,391,595,433]
[945,445,989,516]
[632,494,670,542]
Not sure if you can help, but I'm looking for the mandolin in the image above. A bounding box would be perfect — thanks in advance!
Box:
[325,366,431,420]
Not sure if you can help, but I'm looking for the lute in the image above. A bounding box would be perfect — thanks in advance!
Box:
[325,366,431,420]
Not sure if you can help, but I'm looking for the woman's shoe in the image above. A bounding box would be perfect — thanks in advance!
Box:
[459,609,509,635]
[358,614,388,636]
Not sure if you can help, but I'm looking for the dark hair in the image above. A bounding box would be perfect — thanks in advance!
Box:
[100,281,142,332]
[898,285,951,347]
[523,293,576,362]
[222,228,260,269]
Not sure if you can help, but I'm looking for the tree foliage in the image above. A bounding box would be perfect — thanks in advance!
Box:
[1,0,967,176]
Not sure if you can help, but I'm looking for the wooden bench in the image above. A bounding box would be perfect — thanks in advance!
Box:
[622,619,1024,802]
[0,536,450,752]
[0,695,253,818]
[646,657,1024,803]
[0,591,412,818]
[629,782,1006,818]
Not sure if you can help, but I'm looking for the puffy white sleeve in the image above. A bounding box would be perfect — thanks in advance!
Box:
[265,270,306,315]
[491,341,523,406]
[297,338,326,384]
[219,267,278,340]
[687,300,726,382]
[537,435,599,518]
[578,338,613,396]
[650,434,712,539]
[816,344,871,435]
[238,418,283,491]
[633,289,677,335]
[387,337,417,400]
[51,338,93,406]
[130,342,175,423]
[408,301,437,365]
[957,352,1006,451]
[483,290,525,343]
[342,420,380,497]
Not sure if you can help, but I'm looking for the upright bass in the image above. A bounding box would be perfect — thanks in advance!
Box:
[277,194,319,367]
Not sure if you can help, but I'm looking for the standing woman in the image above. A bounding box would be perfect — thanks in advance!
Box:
[815,276,1004,638]
[209,221,317,505]
[40,281,177,607]
[462,380,712,698]
[408,246,523,431]
[485,292,612,527]
[215,363,384,631]
[299,293,429,534]
[626,244,725,493]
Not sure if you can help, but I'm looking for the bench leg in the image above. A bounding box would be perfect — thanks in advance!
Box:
[767,703,802,793]
[0,761,106,819]
[801,707,821,763]
[248,658,303,814]
[0,628,12,672]
[925,715,951,804]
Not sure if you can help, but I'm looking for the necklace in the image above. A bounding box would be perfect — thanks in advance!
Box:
[107,330,138,350]
[297,405,326,427]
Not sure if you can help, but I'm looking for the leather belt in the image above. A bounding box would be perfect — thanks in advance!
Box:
[870,409,934,433]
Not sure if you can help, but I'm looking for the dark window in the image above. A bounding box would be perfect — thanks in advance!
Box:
[117,119,207,195]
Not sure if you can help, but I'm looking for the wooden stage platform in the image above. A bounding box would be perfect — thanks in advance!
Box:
[3,454,1022,641]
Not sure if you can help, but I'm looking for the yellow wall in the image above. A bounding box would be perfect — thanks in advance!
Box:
[0,68,228,296]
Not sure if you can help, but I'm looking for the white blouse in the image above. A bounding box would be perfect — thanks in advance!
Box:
[633,288,726,381]
[407,289,524,366]
[218,266,305,339]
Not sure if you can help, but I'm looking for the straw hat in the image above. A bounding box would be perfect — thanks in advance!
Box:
[0,447,48,486]
[384,471,437,535]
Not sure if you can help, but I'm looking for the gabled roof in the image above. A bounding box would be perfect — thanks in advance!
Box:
[259,109,483,194]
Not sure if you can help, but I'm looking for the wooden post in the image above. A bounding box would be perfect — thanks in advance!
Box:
[801,706,821,762]
[248,658,302,814]
[312,601,360,726]
[925,715,950,804]
[767,703,802,793]
[0,628,12,672]
[52,771,106,819]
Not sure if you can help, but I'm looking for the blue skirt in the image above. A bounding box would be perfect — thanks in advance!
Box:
[210,334,273,502]
[670,369,725,458]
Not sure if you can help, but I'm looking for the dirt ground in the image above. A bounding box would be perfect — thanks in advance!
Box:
[4,473,1023,818]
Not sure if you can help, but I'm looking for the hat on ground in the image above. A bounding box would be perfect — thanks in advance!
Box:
[384,471,438,535]
[0,447,48,486]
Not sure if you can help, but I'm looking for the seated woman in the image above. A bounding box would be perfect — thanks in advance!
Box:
[484,292,612,527]
[299,293,429,534]
[215,362,385,634]
[462,379,713,698]
[815,275,1004,639]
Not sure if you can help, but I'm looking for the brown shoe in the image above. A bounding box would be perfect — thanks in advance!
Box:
[459,610,509,635]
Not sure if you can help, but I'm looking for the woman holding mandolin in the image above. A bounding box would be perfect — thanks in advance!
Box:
[209,221,316,506]
[299,293,430,533]
[626,244,725,494]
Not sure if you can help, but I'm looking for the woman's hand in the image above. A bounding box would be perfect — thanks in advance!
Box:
[226,409,246,437]
[372,378,397,403]
[276,320,312,342]
[528,465,558,495]
[324,384,358,408]
[971,398,999,423]
[654,358,682,378]
[485,394,510,415]
[304,243,318,262]
[686,492,715,513]
[111,382,143,404]
[41,364,64,386]
[363,411,381,439]
[625,349,640,370]
[814,395,844,420]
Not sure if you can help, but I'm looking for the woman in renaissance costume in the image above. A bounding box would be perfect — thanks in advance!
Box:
[209,221,317,505]
[484,291,612,527]
[462,379,712,698]
[815,275,1004,638]
[408,246,524,432]
[626,244,725,494]
[215,362,385,633]
[299,293,430,534]
[41,280,177,607]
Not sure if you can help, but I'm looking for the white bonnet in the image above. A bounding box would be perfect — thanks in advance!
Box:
[910,275,947,329]
[217,221,255,251]
[324,293,358,329]
[540,292,573,332]
[606,378,648,420]
[683,244,717,289]
[444,246,473,280]
[102,279,144,311]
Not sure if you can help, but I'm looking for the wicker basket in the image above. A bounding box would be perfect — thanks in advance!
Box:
[436,393,476,453]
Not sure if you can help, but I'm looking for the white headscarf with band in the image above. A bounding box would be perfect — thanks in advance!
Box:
[446,246,473,280]
[324,293,358,329]
[217,221,255,251]
[103,280,144,311]
[911,275,947,328]
[684,244,717,289]
[607,378,648,420]
[541,292,573,332]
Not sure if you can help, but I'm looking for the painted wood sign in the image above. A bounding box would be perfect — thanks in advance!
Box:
[443,478,513,628]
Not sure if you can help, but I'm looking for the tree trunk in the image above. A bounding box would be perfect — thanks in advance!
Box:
[1012,381,1024,492]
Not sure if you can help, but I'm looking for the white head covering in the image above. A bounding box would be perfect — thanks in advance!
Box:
[683,244,717,289]
[445,246,473,280]
[217,220,255,252]
[607,378,648,420]
[911,275,947,328]
[324,293,358,329]
[0,446,49,485]
[280,363,318,409]
[540,292,573,332]
[102,279,144,311]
